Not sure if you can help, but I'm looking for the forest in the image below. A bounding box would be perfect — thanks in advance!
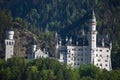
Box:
[0,57,120,80]
[0,0,120,79]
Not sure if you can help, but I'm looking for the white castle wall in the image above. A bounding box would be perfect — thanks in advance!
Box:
[94,47,112,71]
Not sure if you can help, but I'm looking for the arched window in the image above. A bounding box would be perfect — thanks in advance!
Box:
[9,42,11,45]
[12,42,14,45]
[7,42,8,45]
[100,64,102,67]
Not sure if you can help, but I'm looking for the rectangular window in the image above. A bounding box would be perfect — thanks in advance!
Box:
[105,60,108,62]
[100,55,102,57]
[106,50,109,52]
[74,63,76,65]
[106,64,108,67]
[107,55,109,57]
[72,49,76,51]
[98,59,101,62]
[78,48,82,51]
[81,58,83,61]
[96,54,98,57]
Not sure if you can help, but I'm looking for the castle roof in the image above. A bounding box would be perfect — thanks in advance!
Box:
[97,35,110,48]
[88,9,96,20]
[58,32,89,46]
[57,33,111,48]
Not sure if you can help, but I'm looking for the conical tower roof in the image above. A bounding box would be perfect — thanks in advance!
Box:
[89,9,96,20]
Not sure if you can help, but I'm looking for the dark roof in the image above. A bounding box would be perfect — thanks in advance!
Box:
[57,33,111,48]
[97,35,110,48]
[59,34,89,46]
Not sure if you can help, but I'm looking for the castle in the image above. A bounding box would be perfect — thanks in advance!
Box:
[54,10,112,71]
[5,10,112,70]
[5,30,48,60]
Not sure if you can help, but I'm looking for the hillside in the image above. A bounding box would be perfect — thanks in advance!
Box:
[14,28,41,57]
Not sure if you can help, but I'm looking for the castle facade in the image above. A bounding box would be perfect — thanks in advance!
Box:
[55,10,112,71]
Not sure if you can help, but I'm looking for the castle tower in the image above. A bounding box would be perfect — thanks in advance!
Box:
[27,39,37,59]
[55,32,59,49]
[31,42,37,59]
[54,32,59,58]
[88,9,97,63]
[5,29,15,60]
[31,43,37,54]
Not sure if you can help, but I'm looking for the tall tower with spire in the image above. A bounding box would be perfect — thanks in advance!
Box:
[54,32,61,58]
[56,9,112,71]
[5,29,15,60]
[88,9,98,63]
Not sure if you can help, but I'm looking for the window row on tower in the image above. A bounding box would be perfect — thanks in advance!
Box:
[6,41,14,45]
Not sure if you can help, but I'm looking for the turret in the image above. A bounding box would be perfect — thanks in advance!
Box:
[102,38,105,47]
[59,39,62,46]
[76,41,79,45]
[6,29,14,39]
[110,42,112,50]
[31,43,37,53]
[55,32,59,48]
[55,32,58,43]
[5,29,15,60]
[69,37,72,44]
[82,29,85,36]
[27,41,37,59]
[66,36,68,42]
[88,9,97,31]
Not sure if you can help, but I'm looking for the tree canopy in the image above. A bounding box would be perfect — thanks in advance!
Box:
[0,57,120,80]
